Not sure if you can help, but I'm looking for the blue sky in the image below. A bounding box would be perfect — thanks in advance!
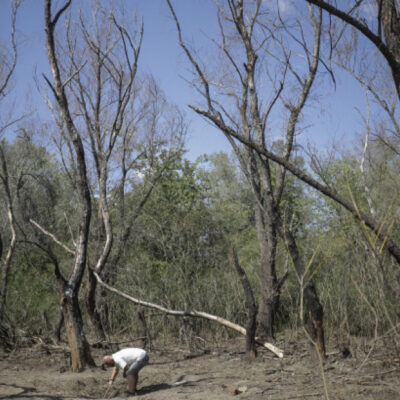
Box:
[0,0,378,162]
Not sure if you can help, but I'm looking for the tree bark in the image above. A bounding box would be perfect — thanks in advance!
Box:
[61,287,95,371]
[304,283,326,357]
[255,207,279,341]
[381,0,400,96]
[85,268,106,341]
[231,248,257,357]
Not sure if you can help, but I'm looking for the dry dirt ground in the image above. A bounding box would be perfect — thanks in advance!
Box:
[1,335,399,400]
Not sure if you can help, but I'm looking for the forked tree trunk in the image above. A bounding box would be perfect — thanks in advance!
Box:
[61,288,95,371]
[44,0,94,371]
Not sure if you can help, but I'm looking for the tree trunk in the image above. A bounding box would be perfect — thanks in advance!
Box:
[98,268,114,334]
[85,268,106,341]
[231,248,257,357]
[381,0,400,96]
[254,207,279,340]
[0,322,15,352]
[138,309,151,349]
[304,282,326,357]
[44,0,95,371]
[61,288,95,371]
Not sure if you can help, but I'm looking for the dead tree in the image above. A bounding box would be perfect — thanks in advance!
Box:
[166,0,326,354]
[58,5,185,341]
[66,7,143,341]
[40,1,187,364]
[44,0,95,371]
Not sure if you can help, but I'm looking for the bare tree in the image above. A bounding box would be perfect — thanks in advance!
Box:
[166,0,326,354]
[44,0,95,371]
[59,5,186,340]
[40,0,186,368]
[63,1,144,341]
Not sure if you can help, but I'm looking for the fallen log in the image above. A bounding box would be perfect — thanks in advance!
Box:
[93,271,284,358]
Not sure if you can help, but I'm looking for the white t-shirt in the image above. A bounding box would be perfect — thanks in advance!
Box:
[112,348,148,370]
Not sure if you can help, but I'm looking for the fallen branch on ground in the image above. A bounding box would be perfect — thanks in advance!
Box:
[93,271,283,358]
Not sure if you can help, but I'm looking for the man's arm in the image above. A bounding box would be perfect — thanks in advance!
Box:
[108,367,119,387]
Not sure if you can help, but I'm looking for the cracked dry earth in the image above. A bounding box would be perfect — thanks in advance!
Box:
[1,336,399,399]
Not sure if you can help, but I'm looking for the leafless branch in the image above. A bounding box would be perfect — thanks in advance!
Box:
[0,0,22,97]
[29,218,75,255]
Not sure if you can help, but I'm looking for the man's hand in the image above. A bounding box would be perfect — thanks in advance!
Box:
[108,379,114,388]
[123,365,129,378]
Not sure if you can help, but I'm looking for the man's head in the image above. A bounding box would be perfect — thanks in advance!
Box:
[101,355,115,369]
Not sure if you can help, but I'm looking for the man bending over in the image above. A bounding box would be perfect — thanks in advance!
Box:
[102,347,149,395]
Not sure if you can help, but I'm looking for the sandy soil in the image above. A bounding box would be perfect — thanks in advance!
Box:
[1,335,399,400]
